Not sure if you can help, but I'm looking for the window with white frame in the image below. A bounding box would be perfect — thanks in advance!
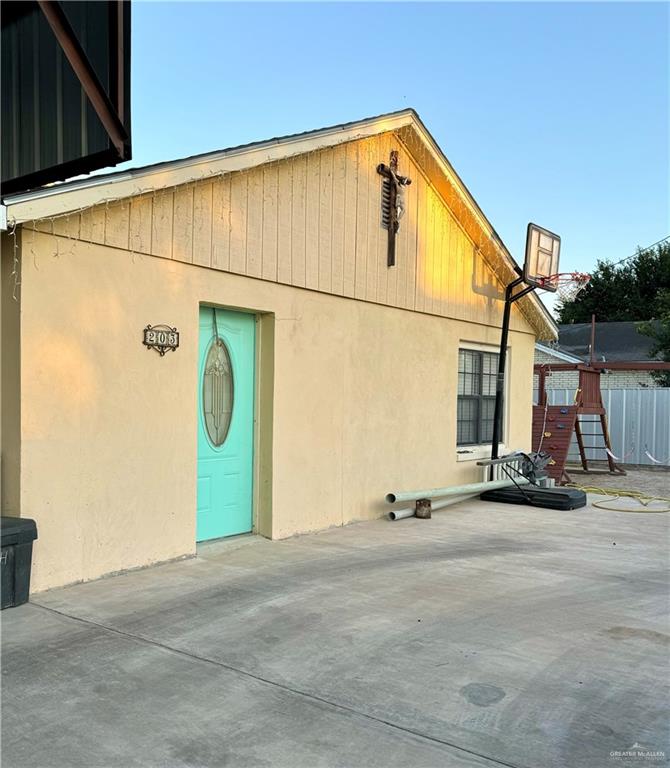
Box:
[457,349,503,445]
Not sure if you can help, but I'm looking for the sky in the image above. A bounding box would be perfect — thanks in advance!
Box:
[119,1,669,314]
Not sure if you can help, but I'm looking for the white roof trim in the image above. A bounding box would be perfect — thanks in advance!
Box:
[3,111,417,223]
[4,108,556,338]
[535,343,582,363]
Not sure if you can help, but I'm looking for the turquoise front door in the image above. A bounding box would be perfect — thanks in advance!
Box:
[197,307,255,541]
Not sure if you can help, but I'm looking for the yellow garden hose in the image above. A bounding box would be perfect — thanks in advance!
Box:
[566,484,670,513]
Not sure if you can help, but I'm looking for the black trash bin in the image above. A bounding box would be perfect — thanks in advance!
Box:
[1,517,38,609]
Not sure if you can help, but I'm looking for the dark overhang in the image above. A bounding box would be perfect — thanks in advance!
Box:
[1,0,131,197]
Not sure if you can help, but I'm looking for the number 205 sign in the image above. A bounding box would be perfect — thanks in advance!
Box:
[143,324,179,356]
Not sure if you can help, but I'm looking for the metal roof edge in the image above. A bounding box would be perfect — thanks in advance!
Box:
[402,115,557,340]
[3,109,417,220]
[5,106,557,339]
[535,343,582,363]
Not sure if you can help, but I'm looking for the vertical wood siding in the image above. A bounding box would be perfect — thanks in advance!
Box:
[35,133,531,332]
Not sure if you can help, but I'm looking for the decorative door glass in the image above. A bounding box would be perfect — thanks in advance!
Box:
[202,338,234,446]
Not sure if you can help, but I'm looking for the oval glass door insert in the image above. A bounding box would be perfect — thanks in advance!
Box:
[202,337,234,446]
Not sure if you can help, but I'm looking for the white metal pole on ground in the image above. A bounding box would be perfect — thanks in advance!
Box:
[388,493,483,521]
[388,507,415,521]
[385,477,530,505]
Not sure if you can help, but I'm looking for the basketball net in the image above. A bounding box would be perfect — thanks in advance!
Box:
[536,272,591,302]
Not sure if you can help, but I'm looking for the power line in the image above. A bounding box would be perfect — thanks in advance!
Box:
[608,234,670,268]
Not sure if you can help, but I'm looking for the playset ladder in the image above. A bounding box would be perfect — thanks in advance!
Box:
[533,362,626,484]
[573,414,625,476]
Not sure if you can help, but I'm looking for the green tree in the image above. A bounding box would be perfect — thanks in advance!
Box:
[639,288,670,386]
[556,240,670,324]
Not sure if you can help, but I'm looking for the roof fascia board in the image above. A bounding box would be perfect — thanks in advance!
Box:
[6,107,557,338]
[5,111,416,224]
[535,343,582,363]
[398,119,557,339]
[406,116,508,256]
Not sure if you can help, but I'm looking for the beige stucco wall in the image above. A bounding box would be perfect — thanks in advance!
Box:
[19,231,536,591]
[1,235,21,517]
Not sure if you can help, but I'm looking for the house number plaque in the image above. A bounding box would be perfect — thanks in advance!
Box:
[143,324,179,356]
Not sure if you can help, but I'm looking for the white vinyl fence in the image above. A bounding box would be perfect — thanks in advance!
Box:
[538,388,670,467]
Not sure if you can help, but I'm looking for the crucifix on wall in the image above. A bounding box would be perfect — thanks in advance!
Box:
[377,150,412,267]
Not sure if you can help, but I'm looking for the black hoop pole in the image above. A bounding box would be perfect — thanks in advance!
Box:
[490,276,537,479]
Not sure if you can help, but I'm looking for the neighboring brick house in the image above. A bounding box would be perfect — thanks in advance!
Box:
[534,321,663,393]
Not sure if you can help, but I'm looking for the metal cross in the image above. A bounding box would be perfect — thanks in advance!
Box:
[377,150,412,267]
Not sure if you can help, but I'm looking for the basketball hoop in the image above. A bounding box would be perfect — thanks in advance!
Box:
[536,272,591,302]
[491,223,587,465]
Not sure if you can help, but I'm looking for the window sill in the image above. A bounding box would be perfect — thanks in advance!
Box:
[456,445,510,462]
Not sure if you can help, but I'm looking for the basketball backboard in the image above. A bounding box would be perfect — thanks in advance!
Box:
[523,223,561,291]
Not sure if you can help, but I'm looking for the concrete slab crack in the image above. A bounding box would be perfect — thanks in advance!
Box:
[32,601,526,768]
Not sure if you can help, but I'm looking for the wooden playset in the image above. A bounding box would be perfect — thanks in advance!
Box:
[533,360,670,485]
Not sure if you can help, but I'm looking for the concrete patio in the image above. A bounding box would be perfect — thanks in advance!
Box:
[2,495,669,768]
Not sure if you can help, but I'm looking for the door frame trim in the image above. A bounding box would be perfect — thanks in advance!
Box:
[197,303,274,540]
[253,311,274,539]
